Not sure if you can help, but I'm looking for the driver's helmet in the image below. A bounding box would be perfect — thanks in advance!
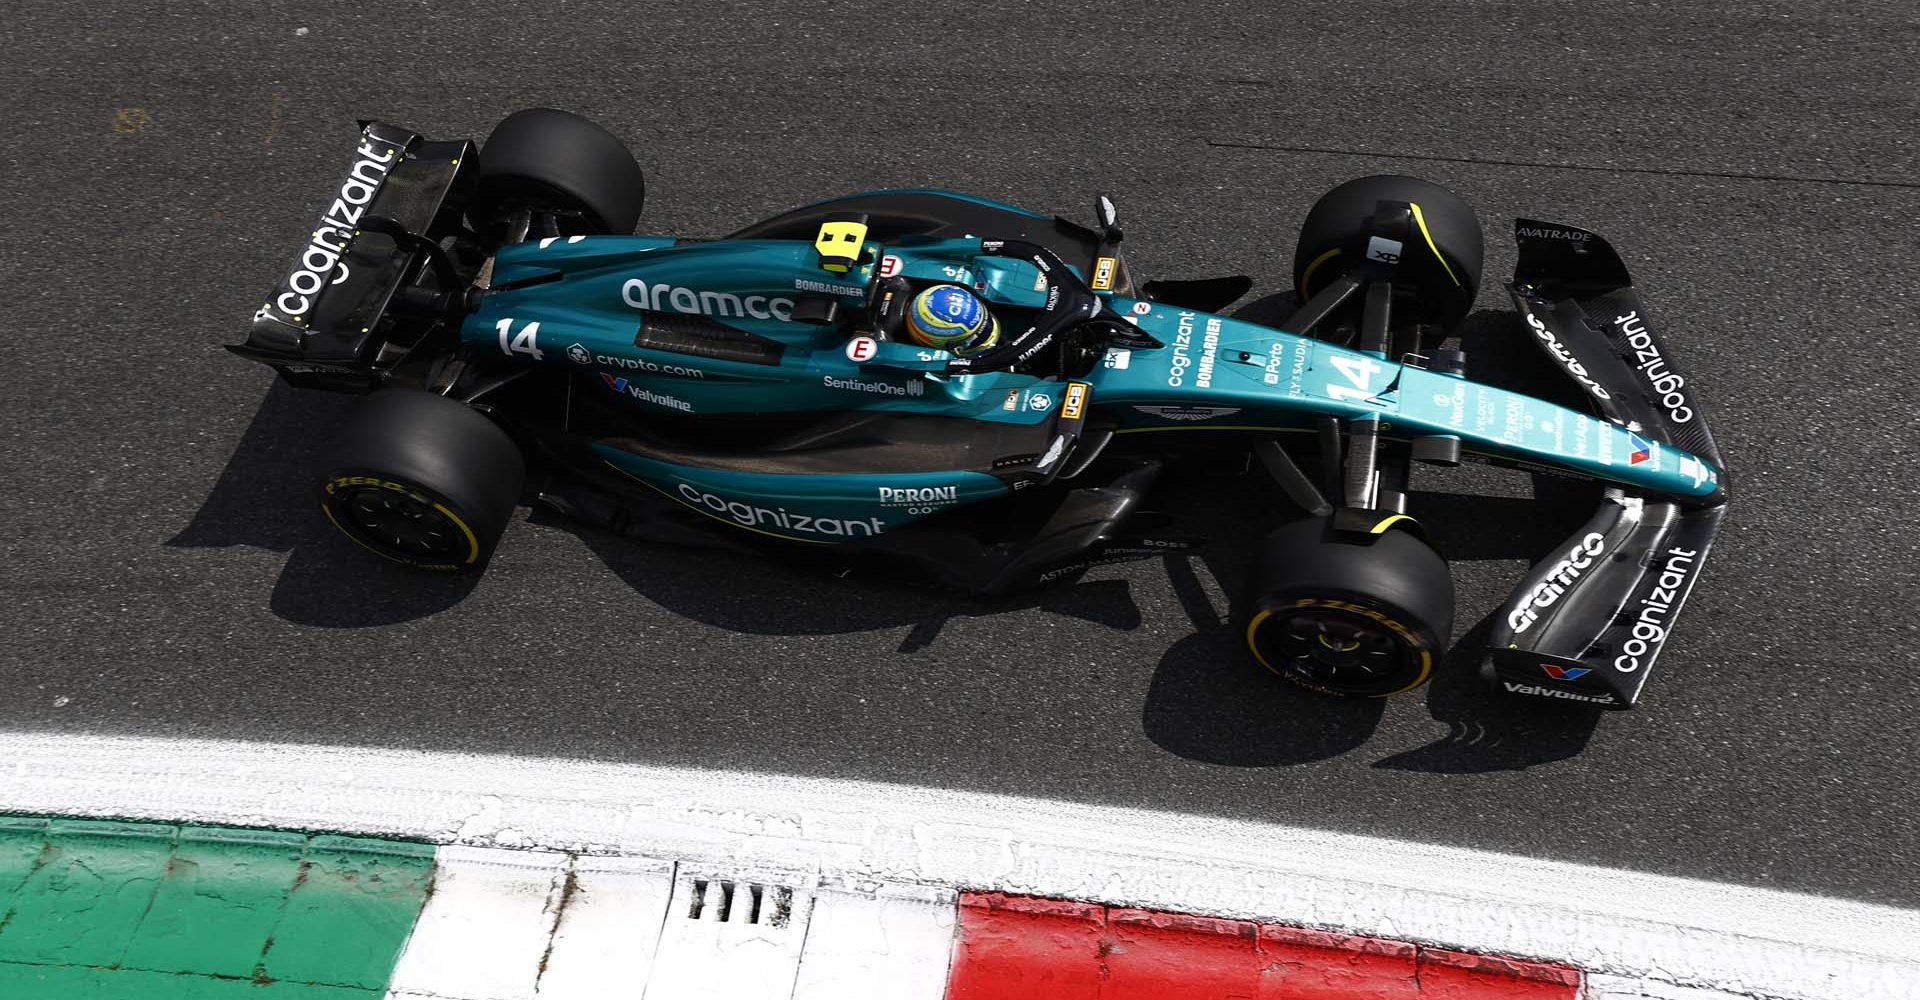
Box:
[904,284,999,355]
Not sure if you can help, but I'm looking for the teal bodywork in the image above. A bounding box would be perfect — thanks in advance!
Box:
[595,450,1009,543]
[467,235,1057,425]
[1081,301,1721,499]
[460,228,1719,542]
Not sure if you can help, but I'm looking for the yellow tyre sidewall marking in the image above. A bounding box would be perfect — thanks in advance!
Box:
[1297,247,1342,298]
[1408,202,1462,288]
[321,476,481,567]
[1245,598,1434,697]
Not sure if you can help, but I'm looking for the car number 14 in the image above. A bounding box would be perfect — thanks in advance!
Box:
[1325,354,1383,402]
[496,318,545,361]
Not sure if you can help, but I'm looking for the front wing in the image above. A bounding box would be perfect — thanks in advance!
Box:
[1482,220,1730,708]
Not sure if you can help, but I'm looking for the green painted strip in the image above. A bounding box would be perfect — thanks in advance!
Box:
[0,817,49,899]
[121,827,309,977]
[0,819,174,967]
[263,835,437,988]
[0,963,382,999]
[0,817,435,1000]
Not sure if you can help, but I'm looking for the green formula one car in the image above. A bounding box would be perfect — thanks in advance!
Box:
[231,108,1727,708]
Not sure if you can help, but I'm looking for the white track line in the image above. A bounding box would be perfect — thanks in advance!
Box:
[2,732,1913,1000]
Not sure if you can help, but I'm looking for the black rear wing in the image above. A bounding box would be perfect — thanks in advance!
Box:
[1483,220,1729,708]
[228,121,475,390]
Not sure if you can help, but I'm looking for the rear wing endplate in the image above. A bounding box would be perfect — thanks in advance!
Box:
[229,120,474,389]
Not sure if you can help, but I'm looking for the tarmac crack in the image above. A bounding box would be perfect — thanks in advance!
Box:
[531,863,580,990]
[1206,139,1920,189]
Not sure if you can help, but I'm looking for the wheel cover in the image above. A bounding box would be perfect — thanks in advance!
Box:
[329,486,474,563]
[1248,599,1432,695]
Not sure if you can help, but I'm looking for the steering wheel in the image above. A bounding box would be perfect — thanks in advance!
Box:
[939,240,1104,377]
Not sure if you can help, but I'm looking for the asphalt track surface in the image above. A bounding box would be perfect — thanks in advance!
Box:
[2,2,1916,906]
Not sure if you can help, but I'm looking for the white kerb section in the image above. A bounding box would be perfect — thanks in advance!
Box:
[793,882,956,1000]
[1583,976,1760,1000]
[380,851,950,1000]
[645,867,813,999]
[536,856,676,1000]
[386,846,570,1000]
[639,871,952,1000]
[5,732,1918,1000]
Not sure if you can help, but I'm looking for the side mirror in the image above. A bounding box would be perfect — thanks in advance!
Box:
[1095,193,1123,243]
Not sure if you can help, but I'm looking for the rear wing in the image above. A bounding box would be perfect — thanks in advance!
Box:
[228,121,475,390]
[1483,220,1729,708]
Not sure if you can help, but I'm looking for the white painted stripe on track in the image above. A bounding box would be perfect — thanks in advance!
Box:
[646,867,814,999]
[4,732,1915,1000]
[386,846,570,1000]
[1583,975,1757,1000]
[792,882,956,1000]
[536,855,674,1000]
[381,848,939,1000]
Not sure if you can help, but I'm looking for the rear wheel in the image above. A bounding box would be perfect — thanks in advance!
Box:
[1293,174,1483,329]
[1243,517,1453,697]
[318,390,525,571]
[468,107,645,240]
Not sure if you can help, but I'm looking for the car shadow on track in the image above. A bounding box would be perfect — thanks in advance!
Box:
[1140,553,1388,765]
[1371,617,1608,774]
[1137,490,1605,772]
[172,379,1143,635]
[559,507,1147,642]
[169,380,482,627]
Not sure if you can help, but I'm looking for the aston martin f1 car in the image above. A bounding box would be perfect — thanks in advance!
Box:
[230,108,1728,708]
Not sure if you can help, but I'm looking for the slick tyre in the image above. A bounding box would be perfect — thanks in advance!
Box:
[1243,517,1453,697]
[470,107,645,237]
[318,390,525,572]
[1293,174,1483,328]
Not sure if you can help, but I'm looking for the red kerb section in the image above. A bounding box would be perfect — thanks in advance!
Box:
[947,893,1580,1000]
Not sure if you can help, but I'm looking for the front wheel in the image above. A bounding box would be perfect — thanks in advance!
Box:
[1243,517,1453,697]
[1293,174,1483,329]
[318,390,525,571]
